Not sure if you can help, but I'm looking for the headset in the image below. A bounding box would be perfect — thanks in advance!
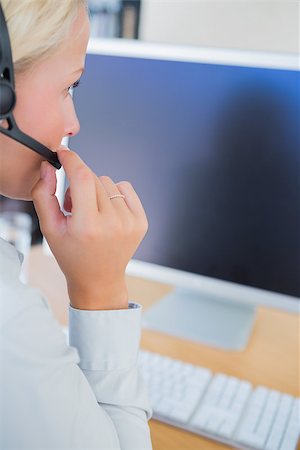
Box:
[0,3,61,169]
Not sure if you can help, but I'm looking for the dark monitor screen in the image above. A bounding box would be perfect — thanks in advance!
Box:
[70,49,300,298]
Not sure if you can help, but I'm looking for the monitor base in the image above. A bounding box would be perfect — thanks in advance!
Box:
[142,288,256,351]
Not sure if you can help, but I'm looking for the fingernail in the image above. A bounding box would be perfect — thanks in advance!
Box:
[57,145,69,153]
[57,148,67,162]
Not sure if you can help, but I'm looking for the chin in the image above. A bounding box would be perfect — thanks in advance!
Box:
[2,172,40,201]
[3,191,33,201]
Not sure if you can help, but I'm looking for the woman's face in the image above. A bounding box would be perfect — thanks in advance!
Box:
[0,7,90,200]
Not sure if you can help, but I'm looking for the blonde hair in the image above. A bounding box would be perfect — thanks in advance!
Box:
[1,0,88,74]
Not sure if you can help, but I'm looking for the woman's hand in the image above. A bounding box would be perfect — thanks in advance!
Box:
[31,146,148,310]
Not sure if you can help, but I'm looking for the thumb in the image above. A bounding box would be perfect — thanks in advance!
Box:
[31,161,66,238]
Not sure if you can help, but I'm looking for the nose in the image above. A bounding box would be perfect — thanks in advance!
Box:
[64,97,80,138]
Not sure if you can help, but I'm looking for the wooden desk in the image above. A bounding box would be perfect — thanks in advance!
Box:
[28,245,300,450]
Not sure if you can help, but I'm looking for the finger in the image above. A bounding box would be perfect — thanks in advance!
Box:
[31,161,66,238]
[57,148,99,222]
[92,173,112,212]
[99,176,128,215]
[116,181,148,222]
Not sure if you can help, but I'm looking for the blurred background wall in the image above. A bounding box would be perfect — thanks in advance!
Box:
[88,0,299,53]
[139,0,299,54]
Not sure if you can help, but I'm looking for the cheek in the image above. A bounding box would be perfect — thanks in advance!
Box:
[14,86,65,149]
[0,134,45,200]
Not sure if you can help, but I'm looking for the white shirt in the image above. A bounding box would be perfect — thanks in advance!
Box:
[0,237,152,449]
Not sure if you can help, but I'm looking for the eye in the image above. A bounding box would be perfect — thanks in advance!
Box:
[67,78,81,93]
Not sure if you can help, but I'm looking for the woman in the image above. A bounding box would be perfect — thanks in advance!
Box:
[0,1,152,449]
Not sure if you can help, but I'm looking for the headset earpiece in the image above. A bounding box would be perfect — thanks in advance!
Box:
[0,78,16,117]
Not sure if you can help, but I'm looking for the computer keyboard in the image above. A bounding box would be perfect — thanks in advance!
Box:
[137,350,300,450]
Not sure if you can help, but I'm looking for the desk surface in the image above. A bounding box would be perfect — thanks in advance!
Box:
[28,245,300,450]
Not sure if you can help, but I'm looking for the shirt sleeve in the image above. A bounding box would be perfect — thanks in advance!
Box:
[69,302,153,450]
[0,279,153,450]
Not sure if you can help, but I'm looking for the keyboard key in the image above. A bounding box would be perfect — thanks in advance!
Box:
[191,405,220,429]
[192,404,232,430]
[237,432,266,449]
[256,390,280,440]
[218,382,252,438]
[218,414,242,439]
[236,386,268,441]
[218,376,239,409]
[265,395,294,450]
[204,374,228,405]
[233,389,280,449]
[168,405,197,424]
[230,381,252,415]
[279,399,300,450]
[205,410,228,433]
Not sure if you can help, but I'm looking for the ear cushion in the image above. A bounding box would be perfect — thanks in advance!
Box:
[0,79,16,117]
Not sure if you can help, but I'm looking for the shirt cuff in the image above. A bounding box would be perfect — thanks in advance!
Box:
[68,302,142,371]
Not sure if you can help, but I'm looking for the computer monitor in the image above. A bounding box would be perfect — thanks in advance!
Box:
[64,38,299,349]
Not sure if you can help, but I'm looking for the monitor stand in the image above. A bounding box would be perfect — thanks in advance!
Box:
[142,288,256,351]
